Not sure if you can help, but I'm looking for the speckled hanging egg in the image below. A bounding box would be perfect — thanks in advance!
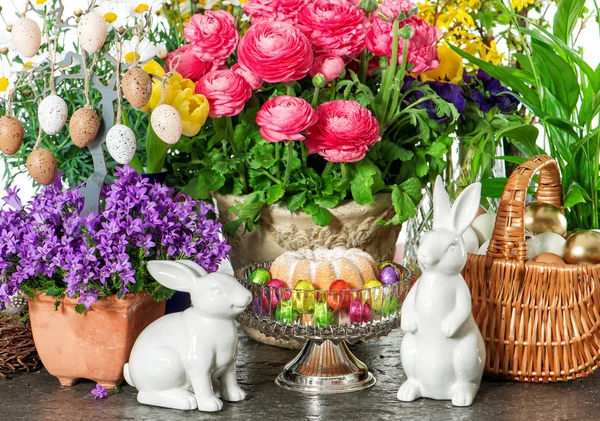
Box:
[151,104,182,145]
[0,116,24,155]
[106,124,137,164]
[38,94,68,135]
[27,148,58,185]
[122,67,153,109]
[77,12,108,54]
[11,17,41,58]
[69,106,100,148]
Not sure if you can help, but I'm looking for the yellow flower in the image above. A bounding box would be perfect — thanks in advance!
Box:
[512,0,535,11]
[420,44,464,84]
[142,60,210,137]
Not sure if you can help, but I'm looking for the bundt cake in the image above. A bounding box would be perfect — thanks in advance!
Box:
[270,247,378,290]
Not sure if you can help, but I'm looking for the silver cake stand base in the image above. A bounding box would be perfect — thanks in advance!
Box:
[275,339,376,394]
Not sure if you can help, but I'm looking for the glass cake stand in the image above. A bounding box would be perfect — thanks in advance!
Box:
[235,261,414,394]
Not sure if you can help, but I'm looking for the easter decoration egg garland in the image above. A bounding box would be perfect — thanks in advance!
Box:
[236,260,414,394]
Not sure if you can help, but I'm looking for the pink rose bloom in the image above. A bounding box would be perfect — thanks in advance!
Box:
[305,100,381,163]
[379,0,416,20]
[184,10,239,63]
[366,15,441,74]
[310,54,345,83]
[256,96,317,143]
[297,0,369,58]
[231,64,263,91]
[243,0,310,24]
[238,21,313,83]
[167,44,215,82]
[196,70,252,118]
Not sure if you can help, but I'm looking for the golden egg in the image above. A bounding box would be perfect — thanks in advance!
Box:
[524,202,567,236]
[533,252,565,265]
[563,230,600,265]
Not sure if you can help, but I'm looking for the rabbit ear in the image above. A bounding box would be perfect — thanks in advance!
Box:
[449,182,482,236]
[146,260,198,292]
[432,175,451,230]
[177,260,209,278]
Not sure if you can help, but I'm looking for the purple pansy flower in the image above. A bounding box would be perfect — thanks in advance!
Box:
[470,69,519,113]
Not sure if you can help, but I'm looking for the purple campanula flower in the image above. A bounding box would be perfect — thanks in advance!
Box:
[91,383,108,399]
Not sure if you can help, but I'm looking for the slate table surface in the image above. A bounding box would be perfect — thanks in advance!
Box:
[1,328,600,421]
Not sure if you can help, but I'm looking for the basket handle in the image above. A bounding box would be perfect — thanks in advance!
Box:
[487,155,563,261]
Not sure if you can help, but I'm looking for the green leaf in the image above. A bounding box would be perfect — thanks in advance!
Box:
[303,203,331,226]
[287,192,307,212]
[553,0,586,44]
[427,139,449,158]
[398,178,422,203]
[391,185,416,222]
[74,304,87,314]
[494,155,528,165]
[232,123,253,152]
[381,143,414,162]
[314,195,341,209]
[223,219,244,237]
[415,152,428,177]
[231,191,265,221]
[266,184,285,205]
[350,160,378,205]
[195,169,226,199]
[45,286,63,297]
[145,124,171,174]
[248,169,272,191]
[481,177,508,198]
[564,182,590,208]
[249,140,277,169]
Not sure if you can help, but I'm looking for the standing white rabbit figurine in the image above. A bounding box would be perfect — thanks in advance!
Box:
[123,260,252,412]
[397,177,485,407]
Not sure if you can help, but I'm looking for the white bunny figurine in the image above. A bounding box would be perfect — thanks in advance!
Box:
[397,176,486,407]
[123,260,252,412]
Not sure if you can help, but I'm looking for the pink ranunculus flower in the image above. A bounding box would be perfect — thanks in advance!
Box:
[231,64,263,91]
[195,70,252,118]
[167,44,215,82]
[379,0,416,20]
[305,100,381,163]
[243,0,310,24]
[238,21,313,83]
[184,10,239,63]
[256,96,317,143]
[366,15,441,74]
[297,0,369,58]
[310,54,345,83]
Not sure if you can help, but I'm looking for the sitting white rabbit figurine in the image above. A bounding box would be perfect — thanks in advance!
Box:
[123,260,252,412]
[397,176,485,407]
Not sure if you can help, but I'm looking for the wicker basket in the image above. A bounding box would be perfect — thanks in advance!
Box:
[463,155,600,382]
[0,315,42,378]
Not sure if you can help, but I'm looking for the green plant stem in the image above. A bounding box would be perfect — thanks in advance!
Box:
[261,169,282,185]
[283,141,293,185]
[286,84,295,96]
[386,38,409,124]
[341,163,348,180]
[312,86,321,107]
[301,143,308,168]
[358,49,370,84]
[323,161,334,176]
[377,19,400,122]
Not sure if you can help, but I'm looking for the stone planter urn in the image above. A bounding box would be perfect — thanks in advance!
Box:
[214,192,402,349]
[27,292,165,388]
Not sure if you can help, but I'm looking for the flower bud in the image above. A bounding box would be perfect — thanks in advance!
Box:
[23,89,32,96]
[379,57,389,70]
[312,73,327,88]
[359,0,379,13]
[6,25,13,33]
[399,25,414,40]
[0,47,8,55]
[74,9,83,17]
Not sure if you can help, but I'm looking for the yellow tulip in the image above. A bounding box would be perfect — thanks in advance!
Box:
[141,60,209,137]
[419,45,464,84]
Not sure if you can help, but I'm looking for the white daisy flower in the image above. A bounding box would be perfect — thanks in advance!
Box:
[111,36,159,64]
[0,60,18,99]
[155,43,168,60]
[131,0,166,15]
[94,0,134,29]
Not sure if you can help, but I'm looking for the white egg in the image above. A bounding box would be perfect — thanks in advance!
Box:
[12,17,41,58]
[527,232,566,259]
[106,124,137,164]
[78,12,108,54]
[462,227,479,254]
[471,213,497,245]
[151,104,182,145]
[38,95,68,135]
[477,240,490,256]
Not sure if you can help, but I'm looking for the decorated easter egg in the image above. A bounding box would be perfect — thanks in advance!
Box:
[151,104,182,145]
[563,230,600,265]
[524,202,567,236]
[38,95,68,135]
[11,18,41,58]
[27,148,57,185]
[69,106,100,148]
[363,279,383,310]
[106,124,137,164]
[533,253,565,265]
[327,279,351,310]
[78,12,108,54]
[527,232,566,259]
[292,280,315,313]
[471,213,496,245]
[122,66,152,109]
[379,265,400,285]
[0,116,24,155]
[462,226,480,254]
[249,267,271,285]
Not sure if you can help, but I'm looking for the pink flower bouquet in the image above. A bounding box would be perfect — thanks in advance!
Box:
[163,0,461,233]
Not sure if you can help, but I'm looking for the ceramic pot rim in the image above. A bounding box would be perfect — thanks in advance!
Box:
[26,291,157,308]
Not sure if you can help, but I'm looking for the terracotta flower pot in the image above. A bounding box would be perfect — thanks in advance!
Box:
[27,292,165,389]
[214,192,402,349]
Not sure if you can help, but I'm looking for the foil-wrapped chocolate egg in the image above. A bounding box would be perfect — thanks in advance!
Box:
[379,265,400,285]
[524,202,567,236]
